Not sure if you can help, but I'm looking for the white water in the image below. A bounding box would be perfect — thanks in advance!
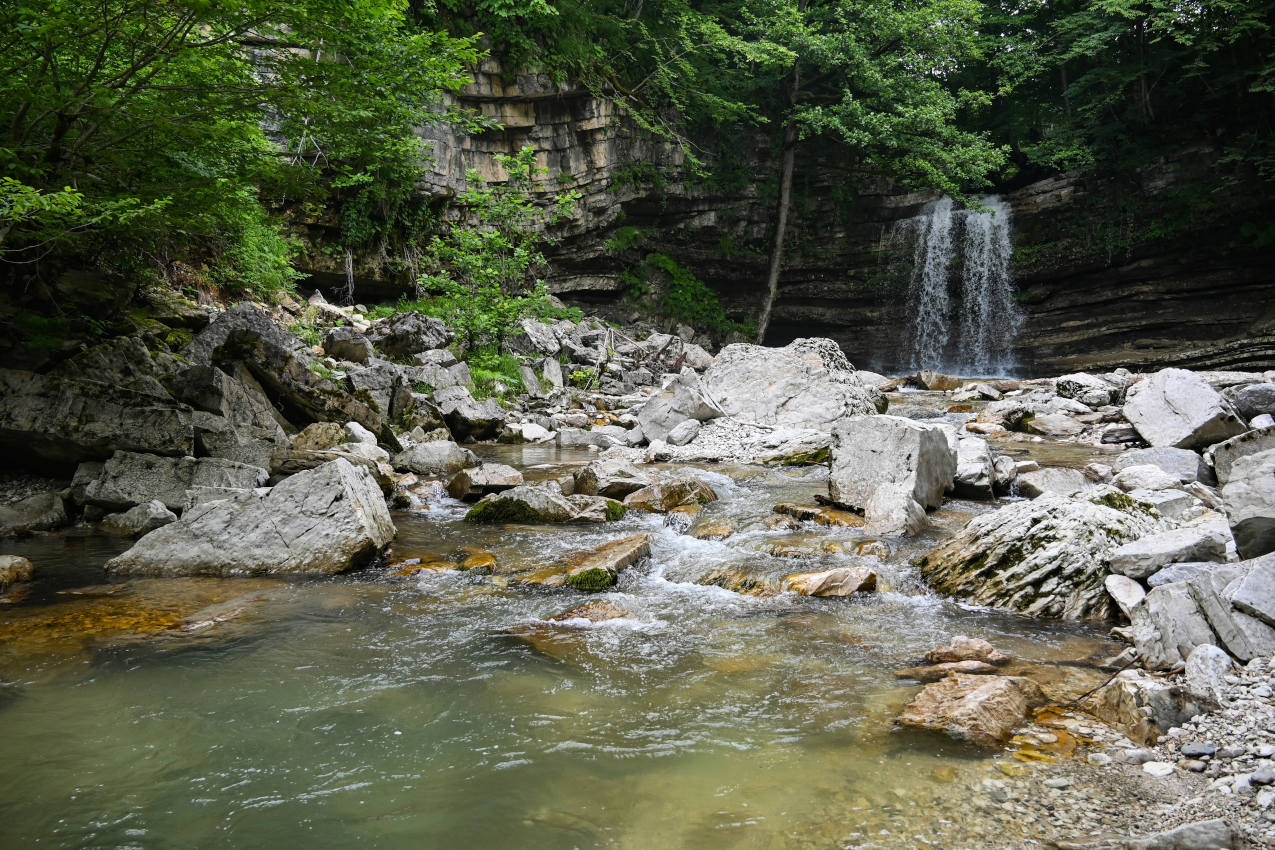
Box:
[900,196,1024,375]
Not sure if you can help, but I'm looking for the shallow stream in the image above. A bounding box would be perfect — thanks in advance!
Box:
[0,394,1123,849]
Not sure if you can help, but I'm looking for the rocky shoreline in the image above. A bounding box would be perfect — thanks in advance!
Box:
[2,293,1274,847]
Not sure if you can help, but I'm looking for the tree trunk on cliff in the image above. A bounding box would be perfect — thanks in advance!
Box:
[755,76,800,344]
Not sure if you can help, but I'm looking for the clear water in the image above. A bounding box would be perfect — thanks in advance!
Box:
[0,414,1119,849]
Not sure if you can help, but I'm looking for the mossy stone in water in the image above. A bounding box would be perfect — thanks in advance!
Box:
[604,499,626,522]
[775,447,830,466]
[465,498,541,524]
[566,566,615,592]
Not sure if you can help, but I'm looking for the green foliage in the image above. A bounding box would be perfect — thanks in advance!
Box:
[467,347,523,401]
[0,0,478,293]
[628,253,752,337]
[417,147,581,352]
[568,368,595,388]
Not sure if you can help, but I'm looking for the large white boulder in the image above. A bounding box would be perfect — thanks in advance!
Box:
[1220,447,1275,558]
[634,371,722,443]
[829,415,955,512]
[78,451,267,512]
[105,459,394,576]
[1123,368,1246,449]
[1106,514,1231,579]
[952,436,995,500]
[698,338,882,431]
[1206,425,1275,485]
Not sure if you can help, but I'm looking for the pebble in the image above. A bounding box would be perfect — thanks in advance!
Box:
[1142,762,1176,777]
[1043,777,1071,789]
[1180,759,1208,772]
[1254,768,1275,786]
[1181,742,1217,758]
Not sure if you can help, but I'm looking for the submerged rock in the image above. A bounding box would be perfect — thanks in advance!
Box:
[466,482,624,524]
[622,478,717,513]
[897,673,1046,747]
[773,503,865,528]
[924,636,1011,666]
[563,534,651,591]
[695,568,778,597]
[895,660,999,682]
[99,500,178,536]
[918,493,1161,620]
[780,566,877,597]
[105,458,394,576]
[0,555,34,588]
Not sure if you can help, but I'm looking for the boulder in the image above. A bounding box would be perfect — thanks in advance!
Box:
[390,441,478,477]
[780,566,877,597]
[1182,644,1232,704]
[1027,411,1085,438]
[952,436,996,500]
[1015,467,1088,498]
[1220,447,1275,558]
[365,312,451,358]
[1225,382,1275,420]
[518,365,545,399]
[976,399,1033,430]
[924,636,1010,665]
[434,386,505,442]
[634,371,722,444]
[574,458,652,499]
[894,661,999,682]
[192,412,282,469]
[1128,582,1221,669]
[557,427,625,449]
[78,451,268,512]
[506,318,561,357]
[863,483,928,536]
[918,493,1161,620]
[563,534,651,591]
[1206,425,1275,485]
[0,492,68,536]
[1123,369,1246,449]
[323,326,373,363]
[1055,373,1118,407]
[1147,562,1215,587]
[1105,574,1147,617]
[1115,447,1210,485]
[0,555,34,588]
[99,500,178,536]
[916,370,964,391]
[897,674,1046,747]
[1122,819,1236,850]
[105,459,394,576]
[623,478,717,513]
[1187,562,1275,661]
[828,416,955,511]
[566,494,627,523]
[1106,516,1231,580]
[1113,464,1181,493]
[446,464,524,502]
[1228,558,1275,626]
[699,338,882,431]
[1089,669,1210,745]
[0,368,194,466]
[499,422,554,444]
[666,419,701,446]
[466,483,615,524]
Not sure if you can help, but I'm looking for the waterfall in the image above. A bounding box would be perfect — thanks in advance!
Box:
[342,249,356,305]
[899,195,1023,375]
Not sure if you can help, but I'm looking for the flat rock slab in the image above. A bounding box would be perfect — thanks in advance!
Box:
[780,566,877,597]
[1123,368,1245,450]
[105,458,394,576]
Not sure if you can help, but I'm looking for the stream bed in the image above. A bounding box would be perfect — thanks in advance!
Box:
[0,396,1127,849]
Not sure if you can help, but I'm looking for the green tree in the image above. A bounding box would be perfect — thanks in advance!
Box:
[417,147,580,352]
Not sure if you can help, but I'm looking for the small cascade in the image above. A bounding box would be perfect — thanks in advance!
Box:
[342,248,356,305]
[898,195,1024,375]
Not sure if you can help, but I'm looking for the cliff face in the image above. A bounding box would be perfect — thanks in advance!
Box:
[293,62,1275,376]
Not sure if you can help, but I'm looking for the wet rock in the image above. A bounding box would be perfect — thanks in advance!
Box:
[563,534,651,591]
[1016,467,1089,498]
[565,494,627,523]
[0,555,34,588]
[780,566,877,597]
[864,482,928,536]
[99,500,178,536]
[446,464,524,501]
[773,503,865,528]
[828,415,955,511]
[106,458,394,576]
[688,517,734,540]
[623,478,717,513]
[1123,369,1246,450]
[894,660,999,682]
[662,503,702,533]
[323,326,373,363]
[365,312,451,358]
[0,368,194,466]
[897,673,1047,747]
[390,441,478,477]
[466,482,578,524]
[548,600,629,623]
[0,491,68,536]
[918,493,1161,620]
[695,568,778,597]
[78,450,267,512]
[433,386,505,442]
[1107,516,1231,579]
[573,458,652,499]
[762,538,846,558]
[924,636,1011,665]
[700,338,881,431]
[1220,447,1275,557]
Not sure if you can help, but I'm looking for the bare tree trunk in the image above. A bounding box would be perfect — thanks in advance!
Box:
[755,69,800,344]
